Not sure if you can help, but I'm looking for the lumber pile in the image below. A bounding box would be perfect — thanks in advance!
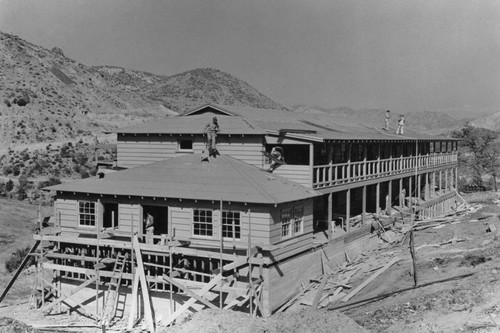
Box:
[279,253,400,312]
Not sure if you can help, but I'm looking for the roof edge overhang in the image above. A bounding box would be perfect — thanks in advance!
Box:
[50,190,319,206]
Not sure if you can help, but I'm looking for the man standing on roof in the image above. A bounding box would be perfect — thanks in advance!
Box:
[205,116,220,156]
[384,110,391,131]
[396,114,405,135]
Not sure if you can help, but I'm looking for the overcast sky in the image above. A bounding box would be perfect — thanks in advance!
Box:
[0,0,499,118]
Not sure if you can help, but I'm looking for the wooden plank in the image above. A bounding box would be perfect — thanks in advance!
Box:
[39,277,97,313]
[127,271,140,330]
[163,273,224,327]
[0,240,40,304]
[162,275,217,310]
[341,257,400,302]
[132,235,155,333]
[312,275,328,309]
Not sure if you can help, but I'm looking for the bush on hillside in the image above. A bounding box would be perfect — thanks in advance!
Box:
[5,246,35,273]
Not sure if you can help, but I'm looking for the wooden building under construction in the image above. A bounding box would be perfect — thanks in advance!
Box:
[34,104,459,328]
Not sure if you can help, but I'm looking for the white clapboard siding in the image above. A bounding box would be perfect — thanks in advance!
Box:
[272,165,311,187]
[118,204,141,232]
[117,135,264,169]
[55,199,78,229]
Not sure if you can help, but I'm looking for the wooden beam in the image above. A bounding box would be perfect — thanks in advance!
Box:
[127,271,140,330]
[341,257,399,302]
[39,276,97,313]
[312,274,328,310]
[0,240,40,304]
[163,273,224,327]
[132,235,155,333]
[162,275,218,310]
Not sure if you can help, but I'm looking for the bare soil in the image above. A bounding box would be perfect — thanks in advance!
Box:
[2,193,500,332]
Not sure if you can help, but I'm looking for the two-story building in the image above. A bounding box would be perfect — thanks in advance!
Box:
[37,104,459,325]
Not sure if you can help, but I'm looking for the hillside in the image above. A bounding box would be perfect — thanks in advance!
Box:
[470,112,500,131]
[0,31,284,147]
[290,106,466,135]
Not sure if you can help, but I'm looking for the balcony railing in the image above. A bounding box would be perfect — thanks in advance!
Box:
[313,152,457,189]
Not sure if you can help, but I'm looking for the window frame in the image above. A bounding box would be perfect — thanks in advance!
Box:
[281,206,304,239]
[222,210,241,241]
[192,209,214,238]
[78,201,96,228]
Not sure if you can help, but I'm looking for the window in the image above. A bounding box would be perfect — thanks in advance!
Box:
[281,206,304,239]
[293,206,304,234]
[79,201,96,227]
[193,209,213,237]
[178,139,193,151]
[222,211,241,240]
[281,208,292,238]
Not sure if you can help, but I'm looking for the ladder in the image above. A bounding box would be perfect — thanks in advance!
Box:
[101,253,127,325]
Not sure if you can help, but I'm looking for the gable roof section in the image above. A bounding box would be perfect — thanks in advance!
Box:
[46,154,320,205]
[116,114,266,136]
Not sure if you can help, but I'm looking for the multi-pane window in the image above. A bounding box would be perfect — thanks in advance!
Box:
[193,209,213,237]
[79,201,96,227]
[293,206,304,234]
[222,211,241,240]
[281,208,292,238]
[281,206,304,239]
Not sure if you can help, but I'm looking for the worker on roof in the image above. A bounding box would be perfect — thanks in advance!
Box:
[205,116,220,157]
[384,110,391,131]
[267,146,284,173]
[396,114,405,135]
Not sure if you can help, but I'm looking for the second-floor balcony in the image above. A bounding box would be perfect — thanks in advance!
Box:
[313,152,457,189]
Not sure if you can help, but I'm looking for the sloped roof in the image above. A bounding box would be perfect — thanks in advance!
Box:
[46,154,320,205]
[183,104,455,142]
[116,114,266,135]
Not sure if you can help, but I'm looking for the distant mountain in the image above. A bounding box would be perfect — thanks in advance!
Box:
[96,67,285,113]
[470,112,500,131]
[289,106,466,135]
[0,31,284,146]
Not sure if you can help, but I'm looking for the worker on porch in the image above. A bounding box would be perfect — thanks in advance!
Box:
[144,213,154,244]
[384,110,391,131]
[205,116,220,157]
[396,114,405,135]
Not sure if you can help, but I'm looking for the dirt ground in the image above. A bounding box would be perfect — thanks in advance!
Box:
[3,192,500,332]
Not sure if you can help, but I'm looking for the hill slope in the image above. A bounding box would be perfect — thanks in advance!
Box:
[0,32,284,146]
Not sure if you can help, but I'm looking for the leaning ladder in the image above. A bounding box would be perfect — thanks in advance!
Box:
[101,253,127,325]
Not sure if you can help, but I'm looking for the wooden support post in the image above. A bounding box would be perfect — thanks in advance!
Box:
[399,178,403,207]
[409,230,418,286]
[375,182,380,215]
[439,170,442,194]
[219,199,223,309]
[417,174,421,201]
[96,199,101,319]
[309,143,314,187]
[409,177,413,221]
[168,208,173,315]
[248,209,253,317]
[346,189,351,232]
[327,192,333,238]
[362,186,366,226]
[388,180,392,216]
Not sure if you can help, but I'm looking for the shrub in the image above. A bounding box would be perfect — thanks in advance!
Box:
[5,246,35,273]
[5,179,14,192]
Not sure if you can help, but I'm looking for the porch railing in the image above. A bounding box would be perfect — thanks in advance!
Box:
[313,152,457,188]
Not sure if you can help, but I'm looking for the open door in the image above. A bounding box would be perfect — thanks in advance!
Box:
[141,205,168,242]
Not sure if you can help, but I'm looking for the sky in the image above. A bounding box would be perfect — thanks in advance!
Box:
[0,0,499,119]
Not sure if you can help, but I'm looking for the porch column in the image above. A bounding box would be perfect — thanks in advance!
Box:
[439,170,442,194]
[455,166,458,191]
[327,192,333,238]
[346,189,351,232]
[362,185,366,225]
[388,180,392,216]
[417,173,421,200]
[424,172,429,200]
[376,182,380,214]
[399,177,403,207]
[444,169,449,193]
[409,175,413,220]
[327,142,333,186]
[309,143,314,188]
